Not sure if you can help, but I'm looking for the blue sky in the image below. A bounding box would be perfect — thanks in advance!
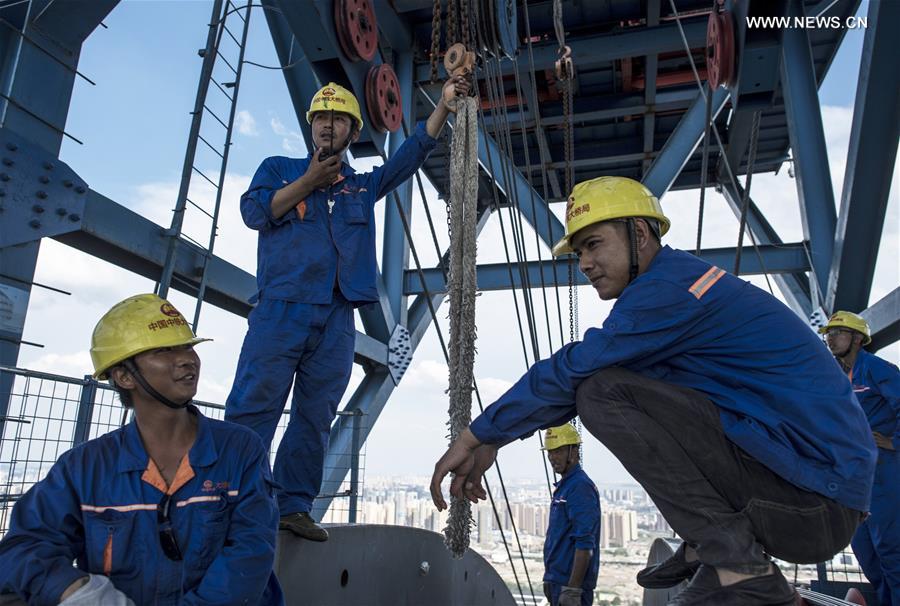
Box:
[18,0,898,485]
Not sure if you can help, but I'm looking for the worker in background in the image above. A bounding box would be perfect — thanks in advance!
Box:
[227,75,470,542]
[542,424,600,606]
[430,176,875,606]
[0,294,282,606]
[821,311,900,606]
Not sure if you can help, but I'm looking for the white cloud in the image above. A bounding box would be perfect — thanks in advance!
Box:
[235,110,258,136]
[270,114,304,155]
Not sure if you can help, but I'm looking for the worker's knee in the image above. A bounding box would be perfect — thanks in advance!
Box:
[575,367,637,430]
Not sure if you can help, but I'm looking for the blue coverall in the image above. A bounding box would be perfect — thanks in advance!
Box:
[470,245,876,514]
[848,349,900,606]
[226,123,437,516]
[544,464,600,606]
[0,407,283,606]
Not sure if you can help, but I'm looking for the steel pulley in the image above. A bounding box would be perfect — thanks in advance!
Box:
[365,64,402,133]
[442,43,476,112]
[334,0,378,62]
[495,0,518,59]
[706,7,736,89]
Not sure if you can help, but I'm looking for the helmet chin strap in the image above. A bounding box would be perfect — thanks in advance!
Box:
[626,218,639,284]
[124,359,191,410]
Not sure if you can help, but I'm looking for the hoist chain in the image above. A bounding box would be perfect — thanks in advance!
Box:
[430,0,442,83]
[447,0,457,46]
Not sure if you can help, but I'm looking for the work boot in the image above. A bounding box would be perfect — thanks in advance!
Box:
[666,563,796,606]
[637,542,701,588]
[279,512,329,542]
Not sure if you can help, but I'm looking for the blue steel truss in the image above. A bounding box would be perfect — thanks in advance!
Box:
[0,0,897,518]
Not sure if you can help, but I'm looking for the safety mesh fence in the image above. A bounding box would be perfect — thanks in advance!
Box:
[0,366,363,536]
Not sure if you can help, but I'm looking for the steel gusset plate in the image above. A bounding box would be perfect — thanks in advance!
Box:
[334,0,378,62]
[495,0,518,59]
[365,64,402,133]
[706,8,736,89]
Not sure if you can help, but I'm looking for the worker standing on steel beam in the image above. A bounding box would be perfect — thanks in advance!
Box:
[542,424,600,606]
[821,311,900,606]
[430,176,876,606]
[0,294,283,605]
[227,76,469,541]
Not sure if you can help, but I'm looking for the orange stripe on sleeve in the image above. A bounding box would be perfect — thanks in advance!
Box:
[103,532,113,576]
[689,266,726,300]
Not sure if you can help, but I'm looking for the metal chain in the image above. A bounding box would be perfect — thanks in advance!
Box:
[562,74,576,343]
[447,0,457,46]
[460,0,472,50]
[430,0,442,83]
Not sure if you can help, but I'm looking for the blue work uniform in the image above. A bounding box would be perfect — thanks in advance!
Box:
[544,464,600,606]
[470,246,876,513]
[0,407,283,606]
[848,349,900,606]
[226,123,437,515]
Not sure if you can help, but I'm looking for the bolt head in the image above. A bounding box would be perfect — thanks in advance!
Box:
[75,185,86,194]
[32,204,44,213]
[56,207,67,216]
[1,158,12,166]
[62,180,73,188]
[5,142,17,151]
[68,213,80,222]
[38,175,50,184]
[36,190,48,199]
[43,161,54,170]
[29,219,41,228]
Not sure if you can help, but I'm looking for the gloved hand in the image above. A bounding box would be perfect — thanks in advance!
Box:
[59,574,135,606]
[558,585,583,606]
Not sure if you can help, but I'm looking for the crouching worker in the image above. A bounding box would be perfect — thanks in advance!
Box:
[431,177,876,606]
[542,425,600,606]
[0,294,283,605]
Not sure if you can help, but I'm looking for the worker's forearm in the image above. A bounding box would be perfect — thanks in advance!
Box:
[271,174,315,219]
[567,549,592,587]
[426,102,451,138]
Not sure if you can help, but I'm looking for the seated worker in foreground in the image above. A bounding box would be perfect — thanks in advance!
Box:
[542,424,600,606]
[0,294,283,605]
[821,311,900,606]
[431,177,876,606]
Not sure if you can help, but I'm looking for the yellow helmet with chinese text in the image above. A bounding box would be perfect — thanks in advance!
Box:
[552,176,670,257]
[90,294,210,379]
[542,423,582,451]
[306,82,364,131]
[818,311,871,346]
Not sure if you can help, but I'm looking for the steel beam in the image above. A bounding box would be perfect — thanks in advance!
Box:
[403,244,812,295]
[720,181,813,318]
[861,287,900,353]
[51,190,388,368]
[413,18,708,83]
[381,51,415,328]
[781,0,837,305]
[826,0,900,313]
[642,0,661,176]
[473,86,701,131]
[642,87,730,198]
[0,0,117,425]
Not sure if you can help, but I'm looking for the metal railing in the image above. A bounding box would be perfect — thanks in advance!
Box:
[0,365,365,536]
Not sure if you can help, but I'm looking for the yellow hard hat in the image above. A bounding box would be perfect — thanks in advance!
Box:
[818,311,871,346]
[306,82,364,131]
[90,294,210,379]
[552,176,671,257]
[542,423,582,451]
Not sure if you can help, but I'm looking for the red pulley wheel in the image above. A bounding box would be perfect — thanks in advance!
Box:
[366,64,402,133]
[706,9,735,89]
[334,0,378,62]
